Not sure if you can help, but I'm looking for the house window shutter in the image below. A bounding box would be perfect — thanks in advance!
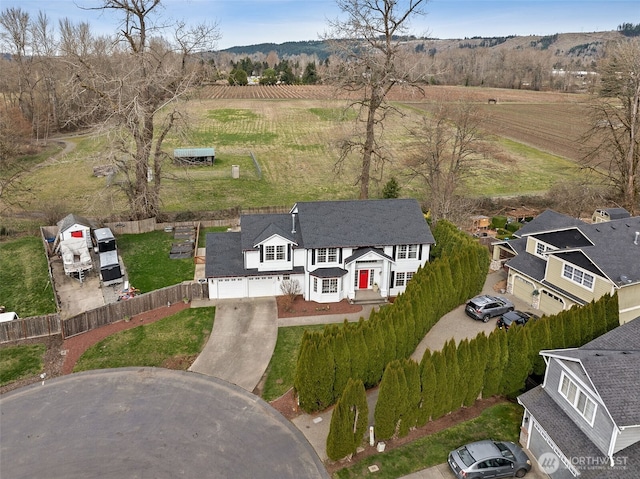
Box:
[392,246,396,260]
[338,248,342,264]
[390,271,395,289]
[259,245,263,262]
[418,245,422,260]
[311,250,315,265]
[287,244,291,261]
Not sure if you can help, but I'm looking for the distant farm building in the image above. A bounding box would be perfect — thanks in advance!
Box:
[174,148,215,165]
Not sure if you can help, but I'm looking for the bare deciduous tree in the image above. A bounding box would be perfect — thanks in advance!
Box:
[405,101,484,222]
[583,38,640,214]
[59,0,219,219]
[325,0,428,199]
[280,279,302,311]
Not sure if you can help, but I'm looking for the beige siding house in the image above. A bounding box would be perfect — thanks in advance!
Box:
[492,210,640,325]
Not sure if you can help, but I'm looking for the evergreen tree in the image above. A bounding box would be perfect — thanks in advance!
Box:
[349,323,370,383]
[326,378,368,461]
[443,339,461,412]
[501,326,532,396]
[418,353,436,426]
[482,330,505,398]
[466,334,487,405]
[530,318,552,376]
[382,176,400,198]
[302,61,320,84]
[400,359,421,436]
[294,332,321,412]
[430,351,449,419]
[332,331,352,400]
[374,360,408,439]
[456,339,472,407]
[362,320,386,387]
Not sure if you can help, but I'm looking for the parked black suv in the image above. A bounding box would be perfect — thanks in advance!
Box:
[465,295,514,322]
[497,310,539,330]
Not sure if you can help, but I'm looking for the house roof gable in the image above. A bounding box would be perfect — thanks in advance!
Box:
[541,319,640,428]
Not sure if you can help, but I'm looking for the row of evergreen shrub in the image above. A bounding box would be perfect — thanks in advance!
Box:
[294,220,490,413]
[370,293,620,442]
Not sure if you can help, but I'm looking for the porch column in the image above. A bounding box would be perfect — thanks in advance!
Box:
[380,260,389,298]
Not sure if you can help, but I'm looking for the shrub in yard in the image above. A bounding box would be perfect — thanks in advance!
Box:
[491,216,508,229]
[326,378,368,461]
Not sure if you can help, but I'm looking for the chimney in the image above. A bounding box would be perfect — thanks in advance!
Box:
[635,231,639,245]
[291,213,297,234]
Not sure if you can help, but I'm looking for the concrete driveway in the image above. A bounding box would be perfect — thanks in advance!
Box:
[412,269,539,361]
[189,297,278,392]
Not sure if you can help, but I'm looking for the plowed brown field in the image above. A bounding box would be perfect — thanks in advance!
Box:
[199,84,593,164]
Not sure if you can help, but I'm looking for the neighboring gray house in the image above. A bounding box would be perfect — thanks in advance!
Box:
[492,210,640,324]
[518,318,640,479]
[205,199,435,302]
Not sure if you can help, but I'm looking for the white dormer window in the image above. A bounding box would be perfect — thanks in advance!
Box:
[563,264,594,290]
[317,247,338,263]
[398,245,418,259]
[559,372,597,426]
[535,241,555,258]
[265,245,285,261]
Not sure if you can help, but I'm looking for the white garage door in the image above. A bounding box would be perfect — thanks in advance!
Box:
[216,278,244,299]
[539,289,565,316]
[513,275,535,300]
[248,276,275,297]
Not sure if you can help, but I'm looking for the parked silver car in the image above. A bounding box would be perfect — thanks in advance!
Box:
[465,295,514,322]
[448,440,532,478]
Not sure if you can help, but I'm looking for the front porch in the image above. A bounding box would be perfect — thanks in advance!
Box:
[351,288,387,305]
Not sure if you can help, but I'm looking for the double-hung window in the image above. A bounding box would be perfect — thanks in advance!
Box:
[397,245,418,260]
[317,247,338,263]
[322,278,338,294]
[264,245,285,262]
[563,264,595,290]
[559,373,596,425]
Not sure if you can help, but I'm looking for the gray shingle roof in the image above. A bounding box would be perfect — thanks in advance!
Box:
[516,209,585,237]
[294,199,434,249]
[505,210,640,287]
[543,319,640,427]
[240,214,301,251]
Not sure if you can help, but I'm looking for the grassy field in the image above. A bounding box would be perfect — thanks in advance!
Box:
[262,324,327,401]
[116,230,196,293]
[0,343,46,386]
[0,236,57,317]
[334,402,524,479]
[2,86,594,221]
[73,306,215,372]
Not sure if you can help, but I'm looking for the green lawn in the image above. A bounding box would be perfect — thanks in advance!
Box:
[73,306,215,372]
[0,343,46,386]
[116,230,195,293]
[262,324,327,401]
[334,402,524,479]
[0,236,56,317]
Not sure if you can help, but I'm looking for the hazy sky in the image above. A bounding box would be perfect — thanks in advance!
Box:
[2,0,638,50]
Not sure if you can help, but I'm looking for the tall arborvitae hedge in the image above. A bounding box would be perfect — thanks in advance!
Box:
[326,378,368,461]
[294,220,490,412]
[373,293,621,428]
[374,360,408,440]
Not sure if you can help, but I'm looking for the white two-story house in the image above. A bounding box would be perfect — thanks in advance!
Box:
[205,199,435,302]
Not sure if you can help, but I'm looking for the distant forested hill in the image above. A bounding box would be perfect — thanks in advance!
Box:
[220,40,331,60]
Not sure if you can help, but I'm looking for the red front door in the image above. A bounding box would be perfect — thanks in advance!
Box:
[358,270,369,289]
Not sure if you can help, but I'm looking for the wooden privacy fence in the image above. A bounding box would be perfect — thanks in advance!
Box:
[61,282,209,339]
[0,314,61,343]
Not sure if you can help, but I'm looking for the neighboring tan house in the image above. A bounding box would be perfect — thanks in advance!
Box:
[491,210,640,324]
[518,317,640,479]
[205,199,435,302]
[592,208,631,224]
